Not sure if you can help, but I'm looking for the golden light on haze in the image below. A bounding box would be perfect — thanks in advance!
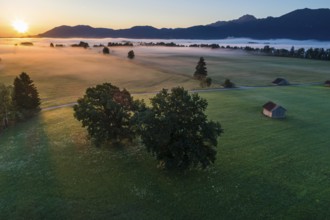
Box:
[12,20,29,33]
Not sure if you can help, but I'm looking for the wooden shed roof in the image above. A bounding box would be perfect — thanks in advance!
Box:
[272,78,289,85]
[272,78,288,84]
[263,101,277,111]
[263,101,286,111]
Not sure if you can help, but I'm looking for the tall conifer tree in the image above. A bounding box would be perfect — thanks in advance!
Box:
[12,72,40,118]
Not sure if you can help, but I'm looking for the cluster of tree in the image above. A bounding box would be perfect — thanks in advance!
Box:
[50,43,65,47]
[93,44,105,48]
[74,84,222,170]
[216,44,330,62]
[139,42,185,47]
[108,42,133,47]
[189,44,220,49]
[0,72,40,133]
[261,46,330,61]
[71,41,89,48]
[193,57,212,87]
[192,57,234,88]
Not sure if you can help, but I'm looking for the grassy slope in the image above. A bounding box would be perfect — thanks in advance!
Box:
[0,46,196,108]
[119,47,330,86]
[1,86,329,219]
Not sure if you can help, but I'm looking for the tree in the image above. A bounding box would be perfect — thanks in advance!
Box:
[205,77,212,87]
[223,79,235,88]
[296,48,305,58]
[193,57,207,80]
[200,77,212,87]
[12,72,41,119]
[128,50,135,59]
[73,83,145,146]
[289,46,295,57]
[0,84,13,130]
[103,47,110,54]
[71,41,89,48]
[139,87,222,170]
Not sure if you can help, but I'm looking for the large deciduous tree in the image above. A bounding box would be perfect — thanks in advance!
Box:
[139,87,223,170]
[12,72,41,119]
[73,83,145,146]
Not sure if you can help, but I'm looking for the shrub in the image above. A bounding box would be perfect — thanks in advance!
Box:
[223,79,235,88]
[128,50,135,59]
[103,47,110,54]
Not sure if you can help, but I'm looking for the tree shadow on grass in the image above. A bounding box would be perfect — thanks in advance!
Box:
[0,114,70,219]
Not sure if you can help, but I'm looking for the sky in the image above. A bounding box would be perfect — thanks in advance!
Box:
[1,0,330,37]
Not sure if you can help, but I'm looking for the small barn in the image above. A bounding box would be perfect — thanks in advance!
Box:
[272,78,290,86]
[324,80,330,87]
[262,101,286,119]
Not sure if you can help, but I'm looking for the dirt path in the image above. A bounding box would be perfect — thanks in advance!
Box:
[41,82,323,112]
[42,102,78,111]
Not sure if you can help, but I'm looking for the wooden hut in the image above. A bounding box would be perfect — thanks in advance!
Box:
[324,80,330,87]
[272,78,290,86]
[262,101,286,119]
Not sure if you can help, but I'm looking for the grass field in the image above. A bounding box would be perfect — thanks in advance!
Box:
[0,45,197,108]
[112,46,330,86]
[1,86,330,219]
[1,44,330,219]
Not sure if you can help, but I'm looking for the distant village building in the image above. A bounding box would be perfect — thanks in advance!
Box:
[272,78,290,86]
[262,101,287,119]
[324,80,330,87]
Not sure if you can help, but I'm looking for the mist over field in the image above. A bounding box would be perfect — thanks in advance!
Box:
[1,37,330,109]
[0,44,198,107]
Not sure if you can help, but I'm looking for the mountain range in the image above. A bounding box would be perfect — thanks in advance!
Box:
[39,8,330,40]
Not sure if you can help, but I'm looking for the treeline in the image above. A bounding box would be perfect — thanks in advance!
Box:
[260,46,330,61]
[50,41,134,48]
[139,42,220,48]
[0,72,40,133]
[189,44,220,49]
[71,41,89,48]
[213,44,330,61]
[107,42,133,47]
[139,42,185,47]
[49,40,330,61]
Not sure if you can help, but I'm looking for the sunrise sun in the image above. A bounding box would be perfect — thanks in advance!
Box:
[12,20,29,33]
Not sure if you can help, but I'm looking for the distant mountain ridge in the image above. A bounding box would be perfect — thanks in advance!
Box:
[207,14,257,27]
[39,8,330,40]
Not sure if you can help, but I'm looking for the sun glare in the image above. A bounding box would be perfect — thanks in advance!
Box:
[12,20,29,33]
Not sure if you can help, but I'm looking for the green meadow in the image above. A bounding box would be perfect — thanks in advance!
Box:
[1,45,330,219]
